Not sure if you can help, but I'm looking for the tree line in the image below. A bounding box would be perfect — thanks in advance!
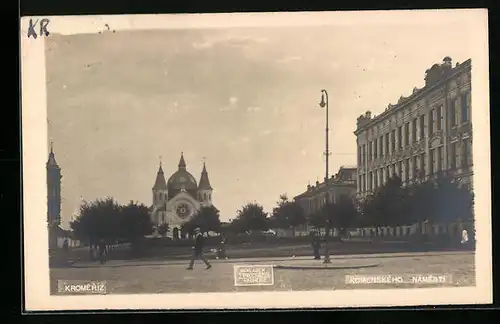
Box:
[70,197,224,244]
[225,173,474,238]
[69,172,474,245]
[70,198,153,246]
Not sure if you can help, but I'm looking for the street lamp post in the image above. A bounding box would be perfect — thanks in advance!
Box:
[319,89,331,264]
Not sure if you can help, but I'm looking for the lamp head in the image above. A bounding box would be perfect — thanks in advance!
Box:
[319,93,326,108]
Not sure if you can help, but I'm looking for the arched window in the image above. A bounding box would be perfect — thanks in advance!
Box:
[209,193,211,200]
[204,193,207,201]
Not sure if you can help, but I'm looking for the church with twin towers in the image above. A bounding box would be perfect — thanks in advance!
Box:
[150,152,214,239]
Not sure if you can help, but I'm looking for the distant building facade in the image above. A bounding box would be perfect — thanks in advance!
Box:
[47,143,62,249]
[150,152,214,239]
[293,166,357,219]
[354,57,472,198]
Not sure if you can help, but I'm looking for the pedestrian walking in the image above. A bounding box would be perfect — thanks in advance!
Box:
[187,228,212,270]
[62,238,69,250]
[311,232,321,260]
[98,239,107,264]
[216,234,228,260]
[62,238,69,257]
[461,229,469,245]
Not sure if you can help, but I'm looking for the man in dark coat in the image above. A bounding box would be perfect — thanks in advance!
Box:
[187,228,212,270]
[98,239,107,264]
[311,232,321,260]
[216,234,228,260]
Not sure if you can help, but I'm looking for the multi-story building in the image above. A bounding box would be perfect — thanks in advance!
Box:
[354,57,472,198]
[293,166,357,218]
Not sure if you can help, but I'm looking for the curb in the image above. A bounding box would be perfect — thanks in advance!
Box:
[55,250,473,269]
[273,263,380,270]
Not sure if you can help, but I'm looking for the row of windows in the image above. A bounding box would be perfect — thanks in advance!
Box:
[358,139,472,192]
[301,192,351,215]
[358,92,471,166]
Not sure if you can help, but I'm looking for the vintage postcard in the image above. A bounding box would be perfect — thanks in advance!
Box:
[21,10,492,311]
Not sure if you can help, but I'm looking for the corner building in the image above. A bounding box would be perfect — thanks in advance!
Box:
[294,166,357,218]
[354,57,472,198]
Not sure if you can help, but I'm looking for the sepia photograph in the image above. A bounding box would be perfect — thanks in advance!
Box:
[21,10,491,310]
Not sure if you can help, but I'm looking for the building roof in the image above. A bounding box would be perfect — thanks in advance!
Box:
[354,57,471,134]
[339,165,357,170]
[167,152,198,192]
[46,142,59,168]
[152,163,168,190]
[293,168,357,200]
[198,162,213,190]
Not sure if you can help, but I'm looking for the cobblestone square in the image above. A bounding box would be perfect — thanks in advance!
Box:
[50,251,475,294]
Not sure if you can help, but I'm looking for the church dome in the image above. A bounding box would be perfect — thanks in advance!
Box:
[167,170,198,190]
[167,153,198,192]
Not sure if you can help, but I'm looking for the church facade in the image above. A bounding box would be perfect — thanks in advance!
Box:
[150,152,213,238]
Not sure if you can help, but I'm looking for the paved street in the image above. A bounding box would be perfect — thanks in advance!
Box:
[50,251,475,294]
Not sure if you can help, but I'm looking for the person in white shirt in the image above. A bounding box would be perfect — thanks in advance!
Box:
[461,229,469,244]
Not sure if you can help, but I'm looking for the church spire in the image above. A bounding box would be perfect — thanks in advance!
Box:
[198,161,212,190]
[47,141,59,167]
[153,159,167,190]
[178,152,186,170]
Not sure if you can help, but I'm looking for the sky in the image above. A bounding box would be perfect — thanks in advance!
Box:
[45,23,473,227]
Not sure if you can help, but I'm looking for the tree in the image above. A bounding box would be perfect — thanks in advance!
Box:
[307,210,326,230]
[70,197,121,246]
[434,174,474,223]
[409,173,474,225]
[233,202,269,233]
[119,201,154,244]
[326,195,358,235]
[157,223,169,237]
[358,194,376,228]
[70,198,154,250]
[183,205,221,236]
[227,217,246,234]
[361,175,410,229]
[406,179,436,225]
[383,176,411,226]
[271,194,306,235]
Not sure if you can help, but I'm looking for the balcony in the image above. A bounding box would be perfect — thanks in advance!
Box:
[449,122,471,139]
[458,122,472,136]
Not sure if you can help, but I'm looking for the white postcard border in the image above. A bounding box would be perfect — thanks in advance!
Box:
[21,10,492,311]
